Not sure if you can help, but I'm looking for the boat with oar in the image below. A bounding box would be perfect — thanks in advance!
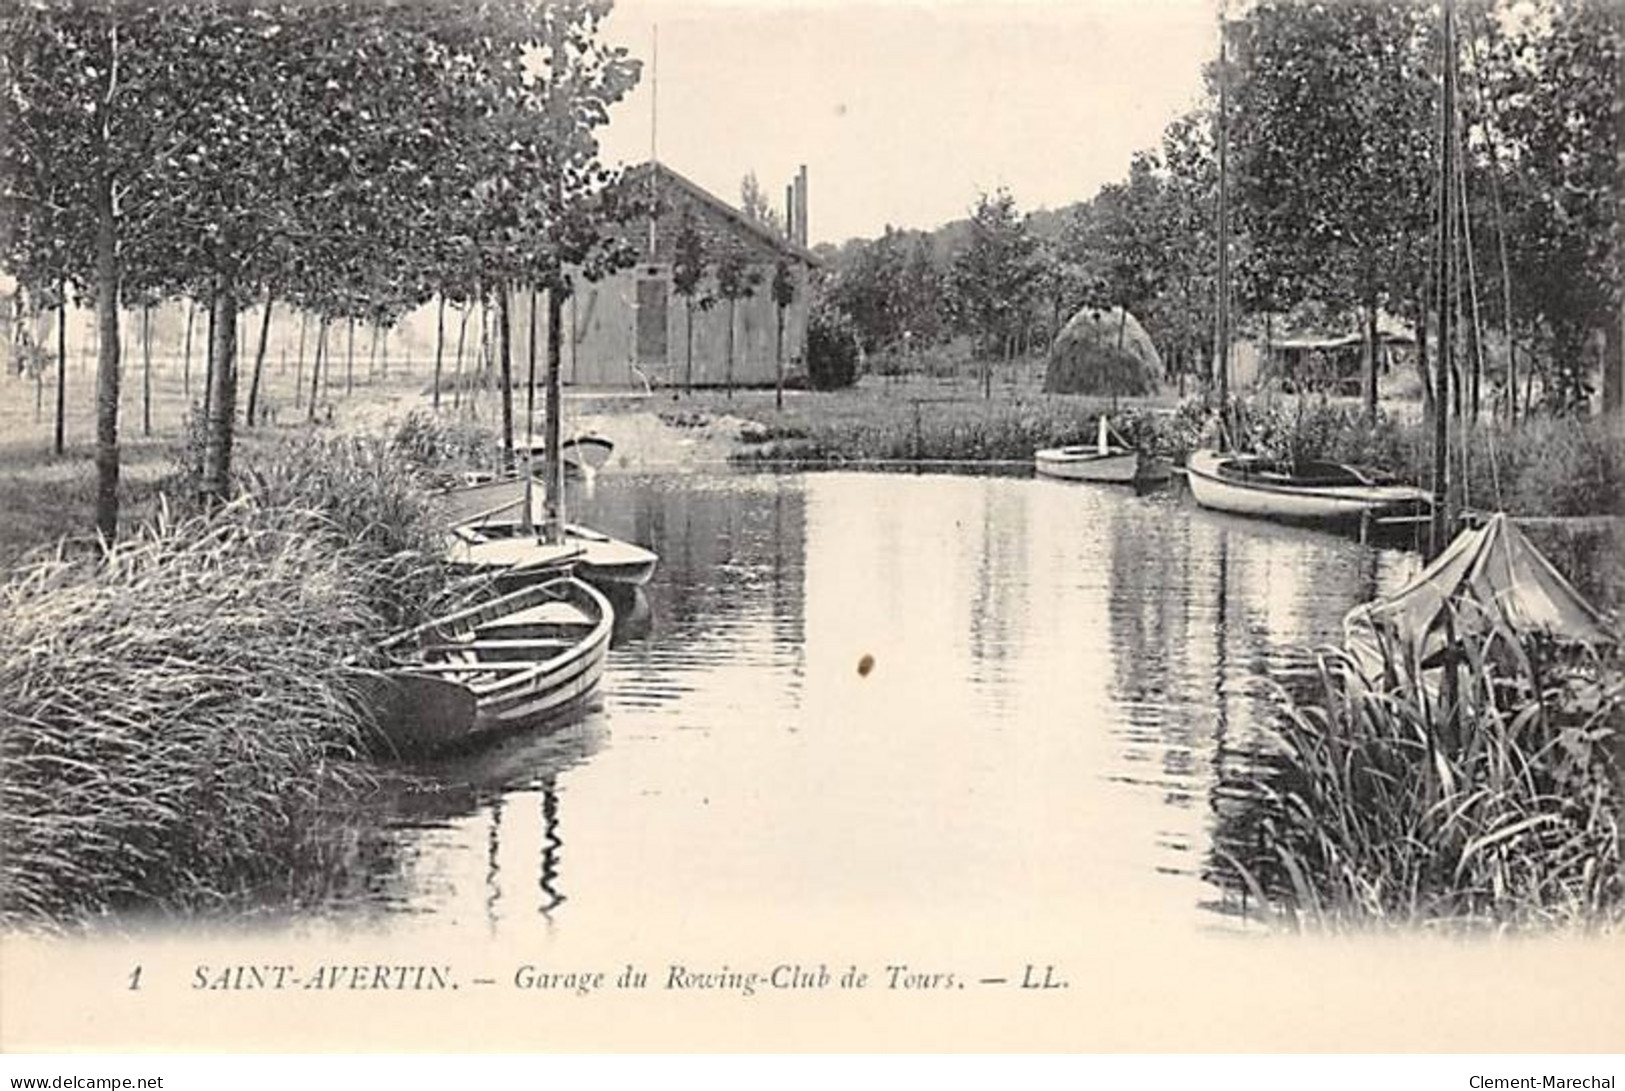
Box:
[1034,416,1171,485]
[1186,447,1433,527]
[361,576,613,758]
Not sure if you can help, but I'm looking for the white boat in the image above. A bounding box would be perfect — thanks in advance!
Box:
[562,433,613,473]
[447,515,659,588]
[1186,447,1432,526]
[1035,418,1170,484]
[365,577,613,757]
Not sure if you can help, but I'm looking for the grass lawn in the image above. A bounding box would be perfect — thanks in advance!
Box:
[0,351,438,565]
[621,366,1187,464]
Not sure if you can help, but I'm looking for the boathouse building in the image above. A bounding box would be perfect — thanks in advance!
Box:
[519,161,819,391]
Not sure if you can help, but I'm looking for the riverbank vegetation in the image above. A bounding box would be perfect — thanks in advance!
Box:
[710,377,1624,521]
[0,498,383,929]
[1216,629,1623,931]
[0,422,465,929]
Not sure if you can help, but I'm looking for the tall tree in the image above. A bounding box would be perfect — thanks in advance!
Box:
[1229,0,1436,418]
[671,209,709,392]
[740,170,784,235]
[948,189,1040,397]
[771,257,795,411]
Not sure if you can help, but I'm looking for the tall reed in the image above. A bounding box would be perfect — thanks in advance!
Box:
[0,499,384,929]
[1217,617,1623,931]
[236,433,459,629]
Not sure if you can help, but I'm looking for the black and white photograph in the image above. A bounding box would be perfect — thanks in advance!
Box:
[1,0,1622,1065]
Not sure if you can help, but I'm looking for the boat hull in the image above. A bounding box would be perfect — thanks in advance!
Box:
[1186,448,1431,525]
[447,521,659,588]
[1033,448,1150,487]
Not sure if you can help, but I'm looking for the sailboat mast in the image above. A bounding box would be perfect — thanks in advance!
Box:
[648,23,659,256]
[522,285,538,535]
[545,11,568,546]
[545,285,565,545]
[1431,0,1456,558]
[1215,4,1231,413]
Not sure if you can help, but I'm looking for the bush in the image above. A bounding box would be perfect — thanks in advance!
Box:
[389,409,496,481]
[806,303,860,391]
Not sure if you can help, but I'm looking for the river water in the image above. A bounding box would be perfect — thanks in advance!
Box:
[282,468,1435,943]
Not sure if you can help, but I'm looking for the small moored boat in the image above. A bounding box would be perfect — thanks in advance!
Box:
[366,577,613,757]
[447,517,659,588]
[561,433,614,474]
[1035,417,1170,485]
[1186,447,1432,526]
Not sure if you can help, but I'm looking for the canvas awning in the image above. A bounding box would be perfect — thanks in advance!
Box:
[1344,513,1614,670]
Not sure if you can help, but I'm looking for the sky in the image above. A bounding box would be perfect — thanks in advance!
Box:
[595,0,1221,246]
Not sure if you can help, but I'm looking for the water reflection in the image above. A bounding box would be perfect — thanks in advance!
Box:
[270,470,1438,940]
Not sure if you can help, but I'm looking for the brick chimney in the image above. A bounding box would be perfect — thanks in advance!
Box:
[795,165,809,247]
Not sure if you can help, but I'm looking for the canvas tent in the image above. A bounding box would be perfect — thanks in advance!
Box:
[1344,514,1614,677]
[1043,306,1163,396]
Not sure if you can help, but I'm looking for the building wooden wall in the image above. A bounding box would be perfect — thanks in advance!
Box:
[505,163,818,390]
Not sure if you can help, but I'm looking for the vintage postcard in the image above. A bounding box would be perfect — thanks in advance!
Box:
[1,0,1622,1058]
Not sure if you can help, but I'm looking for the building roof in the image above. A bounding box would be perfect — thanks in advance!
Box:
[625,161,821,267]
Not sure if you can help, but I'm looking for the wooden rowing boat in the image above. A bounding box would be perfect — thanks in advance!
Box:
[1186,447,1432,526]
[447,517,660,588]
[366,576,613,757]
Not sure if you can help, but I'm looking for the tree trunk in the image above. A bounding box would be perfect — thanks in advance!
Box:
[294,310,308,408]
[93,179,121,542]
[726,298,736,399]
[433,295,447,411]
[498,285,515,469]
[246,287,274,428]
[1608,306,1624,423]
[203,282,217,430]
[368,321,380,380]
[345,315,356,396]
[526,285,538,466]
[1364,295,1379,421]
[181,299,195,398]
[202,272,239,502]
[1431,0,1455,560]
[685,299,695,392]
[54,288,67,455]
[453,301,470,412]
[775,302,785,412]
[308,316,327,422]
[1608,13,1625,420]
[141,303,152,436]
[543,285,566,544]
[1415,279,1434,421]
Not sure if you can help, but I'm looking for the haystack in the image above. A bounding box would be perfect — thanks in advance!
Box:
[1043,306,1164,396]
